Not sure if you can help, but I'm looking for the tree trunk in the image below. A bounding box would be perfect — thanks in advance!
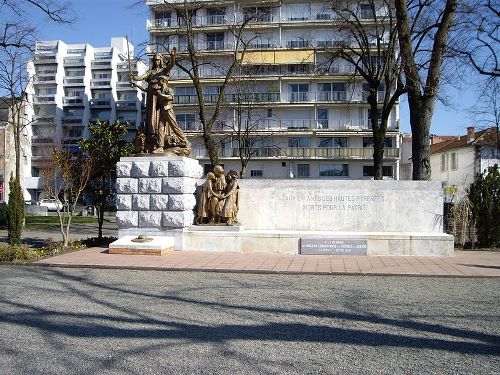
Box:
[240,163,248,179]
[409,94,433,180]
[369,93,384,180]
[372,129,385,180]
[204,130,219,167]
[98,200,105,240]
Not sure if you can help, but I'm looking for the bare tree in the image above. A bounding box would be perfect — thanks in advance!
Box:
[41,147,94,247]
[469,78,500,150]
[0,0,74,50]
[154,0,261,167]
[395,0,458,180]
[223,75,280,178]
[0,46,32,180]
[325,0,406,179]
[455,0,499,77]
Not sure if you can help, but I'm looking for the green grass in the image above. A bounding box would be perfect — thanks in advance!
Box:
[25,215,99,230]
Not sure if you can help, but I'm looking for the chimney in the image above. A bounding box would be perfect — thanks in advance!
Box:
[467,126,475,143]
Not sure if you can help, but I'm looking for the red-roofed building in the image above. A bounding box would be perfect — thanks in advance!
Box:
[430,127,499,187]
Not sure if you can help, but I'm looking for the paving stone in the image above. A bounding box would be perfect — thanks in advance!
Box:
[168,194,197,211]
[116,211,138,228]
[116,162,132,177]
[133,194,150,210]
[139,178,162,193]
[131,161,151,177]
[150,160,169,177]
[116,195,132,210]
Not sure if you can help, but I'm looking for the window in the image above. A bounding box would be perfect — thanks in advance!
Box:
[93,73,111,79]
[363,165,394,177]
[155,11,171,27]
[289,84,309,102]
[65,127,84,138]
[243,7,273,22]
[204,86,221,102]
[317,108,328,129]
[318,83,346,101]
[267,109,273,118]
[288,137,310,148]
[318,137,333,147]
[318,137,348,148]
[178,35,188,51]
[250,170,263,177]
[360,4,372,19]
[176,113,196,130]
[297,164,310,177]
[319,164,349,177]
[451,152,458,170]
[363,137,393,148]
[441,154,448,172]
[207,8,225,24]
[367,109,383,127]
[64,109,84,117]
[206,32,225,50]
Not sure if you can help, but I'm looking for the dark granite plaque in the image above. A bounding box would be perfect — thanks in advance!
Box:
[300,239,368,255]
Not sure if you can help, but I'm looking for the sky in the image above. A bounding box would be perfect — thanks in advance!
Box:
[34,0,482,136]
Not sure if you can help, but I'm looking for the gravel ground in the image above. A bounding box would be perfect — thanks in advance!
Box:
[0,266,499,375]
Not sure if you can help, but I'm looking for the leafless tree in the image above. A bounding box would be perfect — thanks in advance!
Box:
[41,147,94,247]
[455,0,499,77]
[395,0,458,180]
[223,75,280,178]
[152,0,262,167]
[0,0,74,50]
[325,0,406,179]
[0,46,32,180]
[469,78,500,150]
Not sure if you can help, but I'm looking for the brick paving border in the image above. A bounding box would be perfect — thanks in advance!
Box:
[33,248,500,277]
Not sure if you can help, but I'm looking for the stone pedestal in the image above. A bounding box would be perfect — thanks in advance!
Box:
[109,236,175,255]
[115,156,203,239]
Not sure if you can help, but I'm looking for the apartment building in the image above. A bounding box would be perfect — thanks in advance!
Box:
[25,37,147,201]
[146,0,400,179]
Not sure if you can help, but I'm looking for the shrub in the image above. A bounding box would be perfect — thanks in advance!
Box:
[82,236,117,248]
[7,175,24,245]
[0,245,34,262]
[0,203,8,229]
[468,165,500,248]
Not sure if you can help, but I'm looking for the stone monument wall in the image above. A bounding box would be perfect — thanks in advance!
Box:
[115,156,202,231]
[236,179,445,233]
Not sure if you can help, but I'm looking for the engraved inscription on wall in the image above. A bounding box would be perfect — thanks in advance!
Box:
[300,239,368,255]
[274,193,385,212]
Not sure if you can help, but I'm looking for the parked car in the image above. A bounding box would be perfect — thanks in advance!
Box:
[37,199,63,211]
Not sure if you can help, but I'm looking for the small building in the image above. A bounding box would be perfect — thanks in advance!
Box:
[430,126,500,187]
[0,97,31,202]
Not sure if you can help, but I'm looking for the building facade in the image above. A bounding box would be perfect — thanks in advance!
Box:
[430,127,500,188]
[25,37,147,201]
[146,0,401,179]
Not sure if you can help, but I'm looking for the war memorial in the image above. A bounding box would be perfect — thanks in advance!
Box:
[109,52,454,257]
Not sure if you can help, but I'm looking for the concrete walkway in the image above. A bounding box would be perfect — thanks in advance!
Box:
[34,248,500,277]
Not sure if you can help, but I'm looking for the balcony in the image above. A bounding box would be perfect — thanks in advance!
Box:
[63,58,85,66]
[91,61,112,69]
[116,81,135,90]
[287,40,311,49]
[173,92,281,105]
[89,99,111,107]
[317,91,348,102]
[33,96,56,104]
[63,96,84,106]
[116,63,138,73]
[191,147,399,160]
[33,76,57,84]
[63,77,85,86]
[31,137,55,145]
[90,80,111,88]
[290,92,311,103]
[33,55,57,64]
[116,100,137,109]
[32,116,55,124]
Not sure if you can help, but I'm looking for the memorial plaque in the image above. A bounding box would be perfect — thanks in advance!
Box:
[300,238,368,255]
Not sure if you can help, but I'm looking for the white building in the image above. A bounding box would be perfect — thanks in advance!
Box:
[430,127,500,188]
[145,0,401,179]
[25,37,147,201]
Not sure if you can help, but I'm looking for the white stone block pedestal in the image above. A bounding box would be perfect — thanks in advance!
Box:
[113,156,203,252]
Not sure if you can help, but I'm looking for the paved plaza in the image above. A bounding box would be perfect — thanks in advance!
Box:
[0,265,498,374]
[36,247,500,277]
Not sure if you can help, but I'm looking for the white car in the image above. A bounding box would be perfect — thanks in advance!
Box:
[37,199,63,211]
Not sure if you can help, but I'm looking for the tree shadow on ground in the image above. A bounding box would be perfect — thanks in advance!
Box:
[0,266,498,358]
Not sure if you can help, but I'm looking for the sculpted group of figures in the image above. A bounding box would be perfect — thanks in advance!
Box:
[195,166,240,226]
[129,48,191,156]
